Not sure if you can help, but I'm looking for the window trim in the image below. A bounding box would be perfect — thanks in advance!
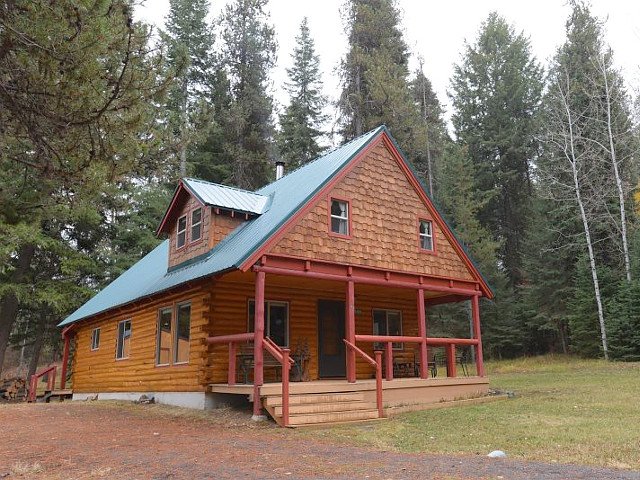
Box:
[90,327,100,351]
[116,319,132,360]
[417,216,437,254]
[247,299,290,347]
[328,196,352,239]
[176,214,188,250]
[190,207,203,244]
[173,301,191,365]
[372,308,404,351]
[155,301,192,367]
[156,307,173,366]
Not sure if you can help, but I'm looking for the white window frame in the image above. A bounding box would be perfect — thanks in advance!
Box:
[190,208,202,243]
[419,219,433,251]
[116,319,132,360]
[176,214,187,249]
[248,299,290,347]
[330,198,349,236]
[372,309,403,350]
[91,327,100,351]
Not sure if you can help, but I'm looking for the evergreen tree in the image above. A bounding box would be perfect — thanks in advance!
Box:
[410,59,448,197]
[277,18,327,169]
[337,0,419,152]
[450,12,543,288]
[217,0,277,190]
[0,0,170,373]
[162,0,217,177]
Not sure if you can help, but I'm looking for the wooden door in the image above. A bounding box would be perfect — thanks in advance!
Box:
[318,299,346,378]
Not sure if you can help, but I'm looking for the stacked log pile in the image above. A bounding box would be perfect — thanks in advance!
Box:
[1,377,27,401]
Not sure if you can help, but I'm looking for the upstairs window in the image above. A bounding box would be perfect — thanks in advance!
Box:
[419,219,433,251]
[330,199,349,236]
[116,319,131,360]
[191,208,202,243]
[91,328,100,351]
[176,215,187,249]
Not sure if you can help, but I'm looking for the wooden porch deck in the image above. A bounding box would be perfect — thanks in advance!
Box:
[210,377,489,426]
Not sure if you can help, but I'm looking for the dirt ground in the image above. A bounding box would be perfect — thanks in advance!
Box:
[1,402,639,480]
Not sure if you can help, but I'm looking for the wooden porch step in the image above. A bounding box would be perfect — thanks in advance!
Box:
[286,408,380,426]
[264,392,364,407]
[273,400,376,416]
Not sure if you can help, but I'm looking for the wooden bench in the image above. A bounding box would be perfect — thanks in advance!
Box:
[237,343,302,383]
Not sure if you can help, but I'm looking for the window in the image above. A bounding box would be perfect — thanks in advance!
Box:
[91,328,100,351]
[155,303,191,366]
[191,208,202,243]
[174,303,191,363]
[116,319,131,360]
[248,300,289,347]
[373,309,403,350]
[330,199,349,236]
[419,219,433,251]
[176,215,187,249]
[156,308,172,365]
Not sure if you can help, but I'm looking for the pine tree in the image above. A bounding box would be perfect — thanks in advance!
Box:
[277,18,327,169]
[337,0,419,151]
[217,0,277,190]
[162,0,217,177]
[450,12,543,288]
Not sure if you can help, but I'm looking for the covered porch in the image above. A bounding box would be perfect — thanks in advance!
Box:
[206,255,489,426]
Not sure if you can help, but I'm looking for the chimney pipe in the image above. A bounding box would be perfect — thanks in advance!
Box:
[275,161,285,180]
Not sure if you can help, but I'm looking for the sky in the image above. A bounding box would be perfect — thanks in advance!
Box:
[136,0,640,138]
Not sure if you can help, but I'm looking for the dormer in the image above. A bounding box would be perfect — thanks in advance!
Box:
[157,178,270,270]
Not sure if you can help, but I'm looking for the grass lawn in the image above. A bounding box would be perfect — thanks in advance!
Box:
[300,355,640,470]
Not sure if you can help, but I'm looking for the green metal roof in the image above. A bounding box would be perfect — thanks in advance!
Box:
[59,127,384,327]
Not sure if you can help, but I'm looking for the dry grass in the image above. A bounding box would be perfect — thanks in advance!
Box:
[11,461,44,475]
[300,355,640,470]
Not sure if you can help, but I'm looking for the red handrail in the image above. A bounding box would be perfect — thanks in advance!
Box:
[344,339,384,418]
[28,365,57,403]
[262,338,291,427]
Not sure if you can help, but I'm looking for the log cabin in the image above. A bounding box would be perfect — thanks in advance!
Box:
[58,126,494,427]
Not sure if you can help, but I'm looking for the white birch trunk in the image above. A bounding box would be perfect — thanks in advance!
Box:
[600,54,631,282]
[560,75,609,360]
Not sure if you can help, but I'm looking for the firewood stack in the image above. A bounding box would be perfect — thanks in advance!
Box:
[1,377,27,401]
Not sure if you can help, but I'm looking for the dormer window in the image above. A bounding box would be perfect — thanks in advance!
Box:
[419,219,433,251]
[176,215,187,249]
[330,198,349,236]
[191,208,202,243]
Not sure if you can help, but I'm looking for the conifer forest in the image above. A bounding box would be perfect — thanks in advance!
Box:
[1,0,639,376]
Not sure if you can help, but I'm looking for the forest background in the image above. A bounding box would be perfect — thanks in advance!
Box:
[1,0,639,379]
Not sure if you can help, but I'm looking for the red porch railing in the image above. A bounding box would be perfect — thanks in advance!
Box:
[28,365,57,403]
[207,333,293,426]
[344,339,384,418]
[354,334,480,380]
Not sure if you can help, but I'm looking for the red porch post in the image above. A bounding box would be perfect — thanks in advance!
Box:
[253,270,266,417]
[445,344,456,377]
[60,328,73,390]
[471,294,485,377]
[417,289,428,379]
[346,280,356,383]
[384,342,393,381]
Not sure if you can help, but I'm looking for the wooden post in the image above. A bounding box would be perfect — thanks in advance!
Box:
[60,331,71,390]
[374,350,384,418]
[282,348,290,427]
[384,342,393,381]
[253,270,266,417]
[417,289,428,379]
[445,344,456,377]
[471,295,485,377]
[228,342,237,386]
[346,280,356,383]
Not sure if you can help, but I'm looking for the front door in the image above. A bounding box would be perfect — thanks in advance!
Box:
[318,299,346,378]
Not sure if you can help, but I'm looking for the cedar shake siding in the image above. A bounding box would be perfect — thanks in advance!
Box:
[270,143,474,281]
